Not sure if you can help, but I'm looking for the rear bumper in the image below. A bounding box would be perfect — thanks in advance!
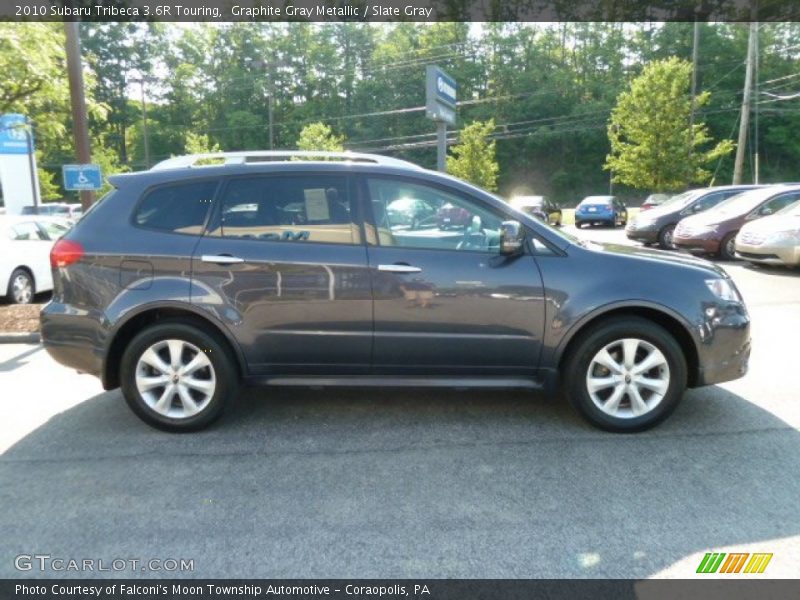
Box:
[40,302,106,381]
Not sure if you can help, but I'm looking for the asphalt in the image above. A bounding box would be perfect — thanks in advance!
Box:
[1,226,798,579]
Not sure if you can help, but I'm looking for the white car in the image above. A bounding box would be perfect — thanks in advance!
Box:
[735,199,800,267]
[0,216,70,304]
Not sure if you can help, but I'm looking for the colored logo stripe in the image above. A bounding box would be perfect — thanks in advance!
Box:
[719,553,749,573]
[744,553,773,574]
[697,553,726,573]
[696,552,772,574]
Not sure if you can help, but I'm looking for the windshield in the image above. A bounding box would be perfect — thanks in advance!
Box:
[660,190,698,209]
[709,189,776,215]
[777,199,800,216]
[579,196,613,206]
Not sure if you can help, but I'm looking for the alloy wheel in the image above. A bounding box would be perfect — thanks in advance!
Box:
[12,274,33,304]
[585,338,670,419]
[135,339,216,419]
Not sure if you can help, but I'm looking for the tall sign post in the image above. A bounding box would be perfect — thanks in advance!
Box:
[0,113,40,215]
[426,66,457,173]
[65,22,95,210]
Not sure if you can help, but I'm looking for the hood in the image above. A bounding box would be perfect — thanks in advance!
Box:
[579,240,727,277]
[740,212,800,234]
[632,201,684,221]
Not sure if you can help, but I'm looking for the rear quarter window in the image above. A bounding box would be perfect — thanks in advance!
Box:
[134,180,217,235]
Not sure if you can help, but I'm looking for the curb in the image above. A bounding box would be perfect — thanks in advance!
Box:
[0,332,40,344]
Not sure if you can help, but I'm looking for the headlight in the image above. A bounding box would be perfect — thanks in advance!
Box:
[764,230,800,245]
[706,278,742,303]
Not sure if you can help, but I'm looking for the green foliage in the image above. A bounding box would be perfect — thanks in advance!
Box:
[296,122,346,152]
[91,144,129,197]
[605,57,735,192]
[447,120,499,191]
[184,132,221,155]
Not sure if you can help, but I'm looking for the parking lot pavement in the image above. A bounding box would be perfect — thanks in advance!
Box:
[1,231,799,579]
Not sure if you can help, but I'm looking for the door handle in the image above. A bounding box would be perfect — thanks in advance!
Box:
[201,254,245,264]
[378,264,422,273]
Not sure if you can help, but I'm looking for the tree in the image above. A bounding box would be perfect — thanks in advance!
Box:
[184,132,221,155]
[447,120,499,191]
[604,57,734,192]
[296,122,345,152]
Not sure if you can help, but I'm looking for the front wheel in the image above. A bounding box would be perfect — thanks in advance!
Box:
[658,224,676,249]
[563,317,687,432]
[719,232,738,261]
[120,321,239,432]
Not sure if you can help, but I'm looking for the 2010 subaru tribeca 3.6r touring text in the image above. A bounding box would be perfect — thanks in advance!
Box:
[41,151,751,433]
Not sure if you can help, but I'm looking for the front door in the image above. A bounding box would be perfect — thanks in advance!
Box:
[192,173,372,375]
[362,176,546,376]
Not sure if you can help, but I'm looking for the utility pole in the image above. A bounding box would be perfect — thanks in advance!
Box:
[689,21,700,134]
[732,21,757,185]
[64,22,95,209]
[246,58,280,149]
[131,78,151,168]
[753,22,760,183]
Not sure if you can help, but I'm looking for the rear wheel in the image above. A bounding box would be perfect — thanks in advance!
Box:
[120,321,239,432]
[719,232,738,261]
[563,317,687,432]
[658,224,675,249]
[7,268,34,304]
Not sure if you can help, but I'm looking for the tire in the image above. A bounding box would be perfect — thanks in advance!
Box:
[563,317,687,433]
[658,224,676,249]
[7,268,34,304]
[719,231,738,261]
[120,320,239,432]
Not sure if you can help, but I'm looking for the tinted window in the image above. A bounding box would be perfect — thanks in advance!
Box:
[692,191,728,212]
[11,221,46,240]
[367,178,504,252]
[37,220,70,240]
[211,175,359,245]
[760,192,800,215]
[134,181,216,234]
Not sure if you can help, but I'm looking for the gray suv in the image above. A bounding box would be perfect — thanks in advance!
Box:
[41,151,751,433]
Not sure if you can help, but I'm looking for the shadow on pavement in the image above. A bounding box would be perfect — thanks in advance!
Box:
[1,383,798,578]
[0,345,42,373]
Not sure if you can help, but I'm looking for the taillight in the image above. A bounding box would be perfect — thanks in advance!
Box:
[50,239,84,268]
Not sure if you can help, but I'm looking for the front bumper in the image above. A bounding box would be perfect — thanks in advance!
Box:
[625,225,659,243]
[673,233,722,255]
[694,302,751,387]
[735,241,800,266]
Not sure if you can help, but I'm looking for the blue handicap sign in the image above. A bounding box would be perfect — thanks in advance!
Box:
[63,164,103,191]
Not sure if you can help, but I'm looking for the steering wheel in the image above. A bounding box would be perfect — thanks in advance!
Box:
[456,215,487,251]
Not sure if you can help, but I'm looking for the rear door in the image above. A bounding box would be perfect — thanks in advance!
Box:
[191,173,372,375]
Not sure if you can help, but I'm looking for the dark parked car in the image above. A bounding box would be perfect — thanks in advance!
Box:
[510,196,563,226]
[640,193,672,212]
[574,196,627,228]
[42,151,750,434]
[625,185,761,249]
[673,185,800,260]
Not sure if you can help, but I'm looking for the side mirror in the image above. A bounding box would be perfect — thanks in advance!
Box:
[760,207,773,216]
[500,220,525,255]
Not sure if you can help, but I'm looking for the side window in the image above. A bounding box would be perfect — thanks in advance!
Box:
[134,180,216,234]
[693,192,725,212]
[760,192,800,216]
[366,177,505,252]
[12,222,45,240]
[210,175,359,245]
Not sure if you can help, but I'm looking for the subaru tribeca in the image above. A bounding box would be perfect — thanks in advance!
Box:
[41,151,751,433]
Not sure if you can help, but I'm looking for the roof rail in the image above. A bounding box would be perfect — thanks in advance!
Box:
[150,150,422,171]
